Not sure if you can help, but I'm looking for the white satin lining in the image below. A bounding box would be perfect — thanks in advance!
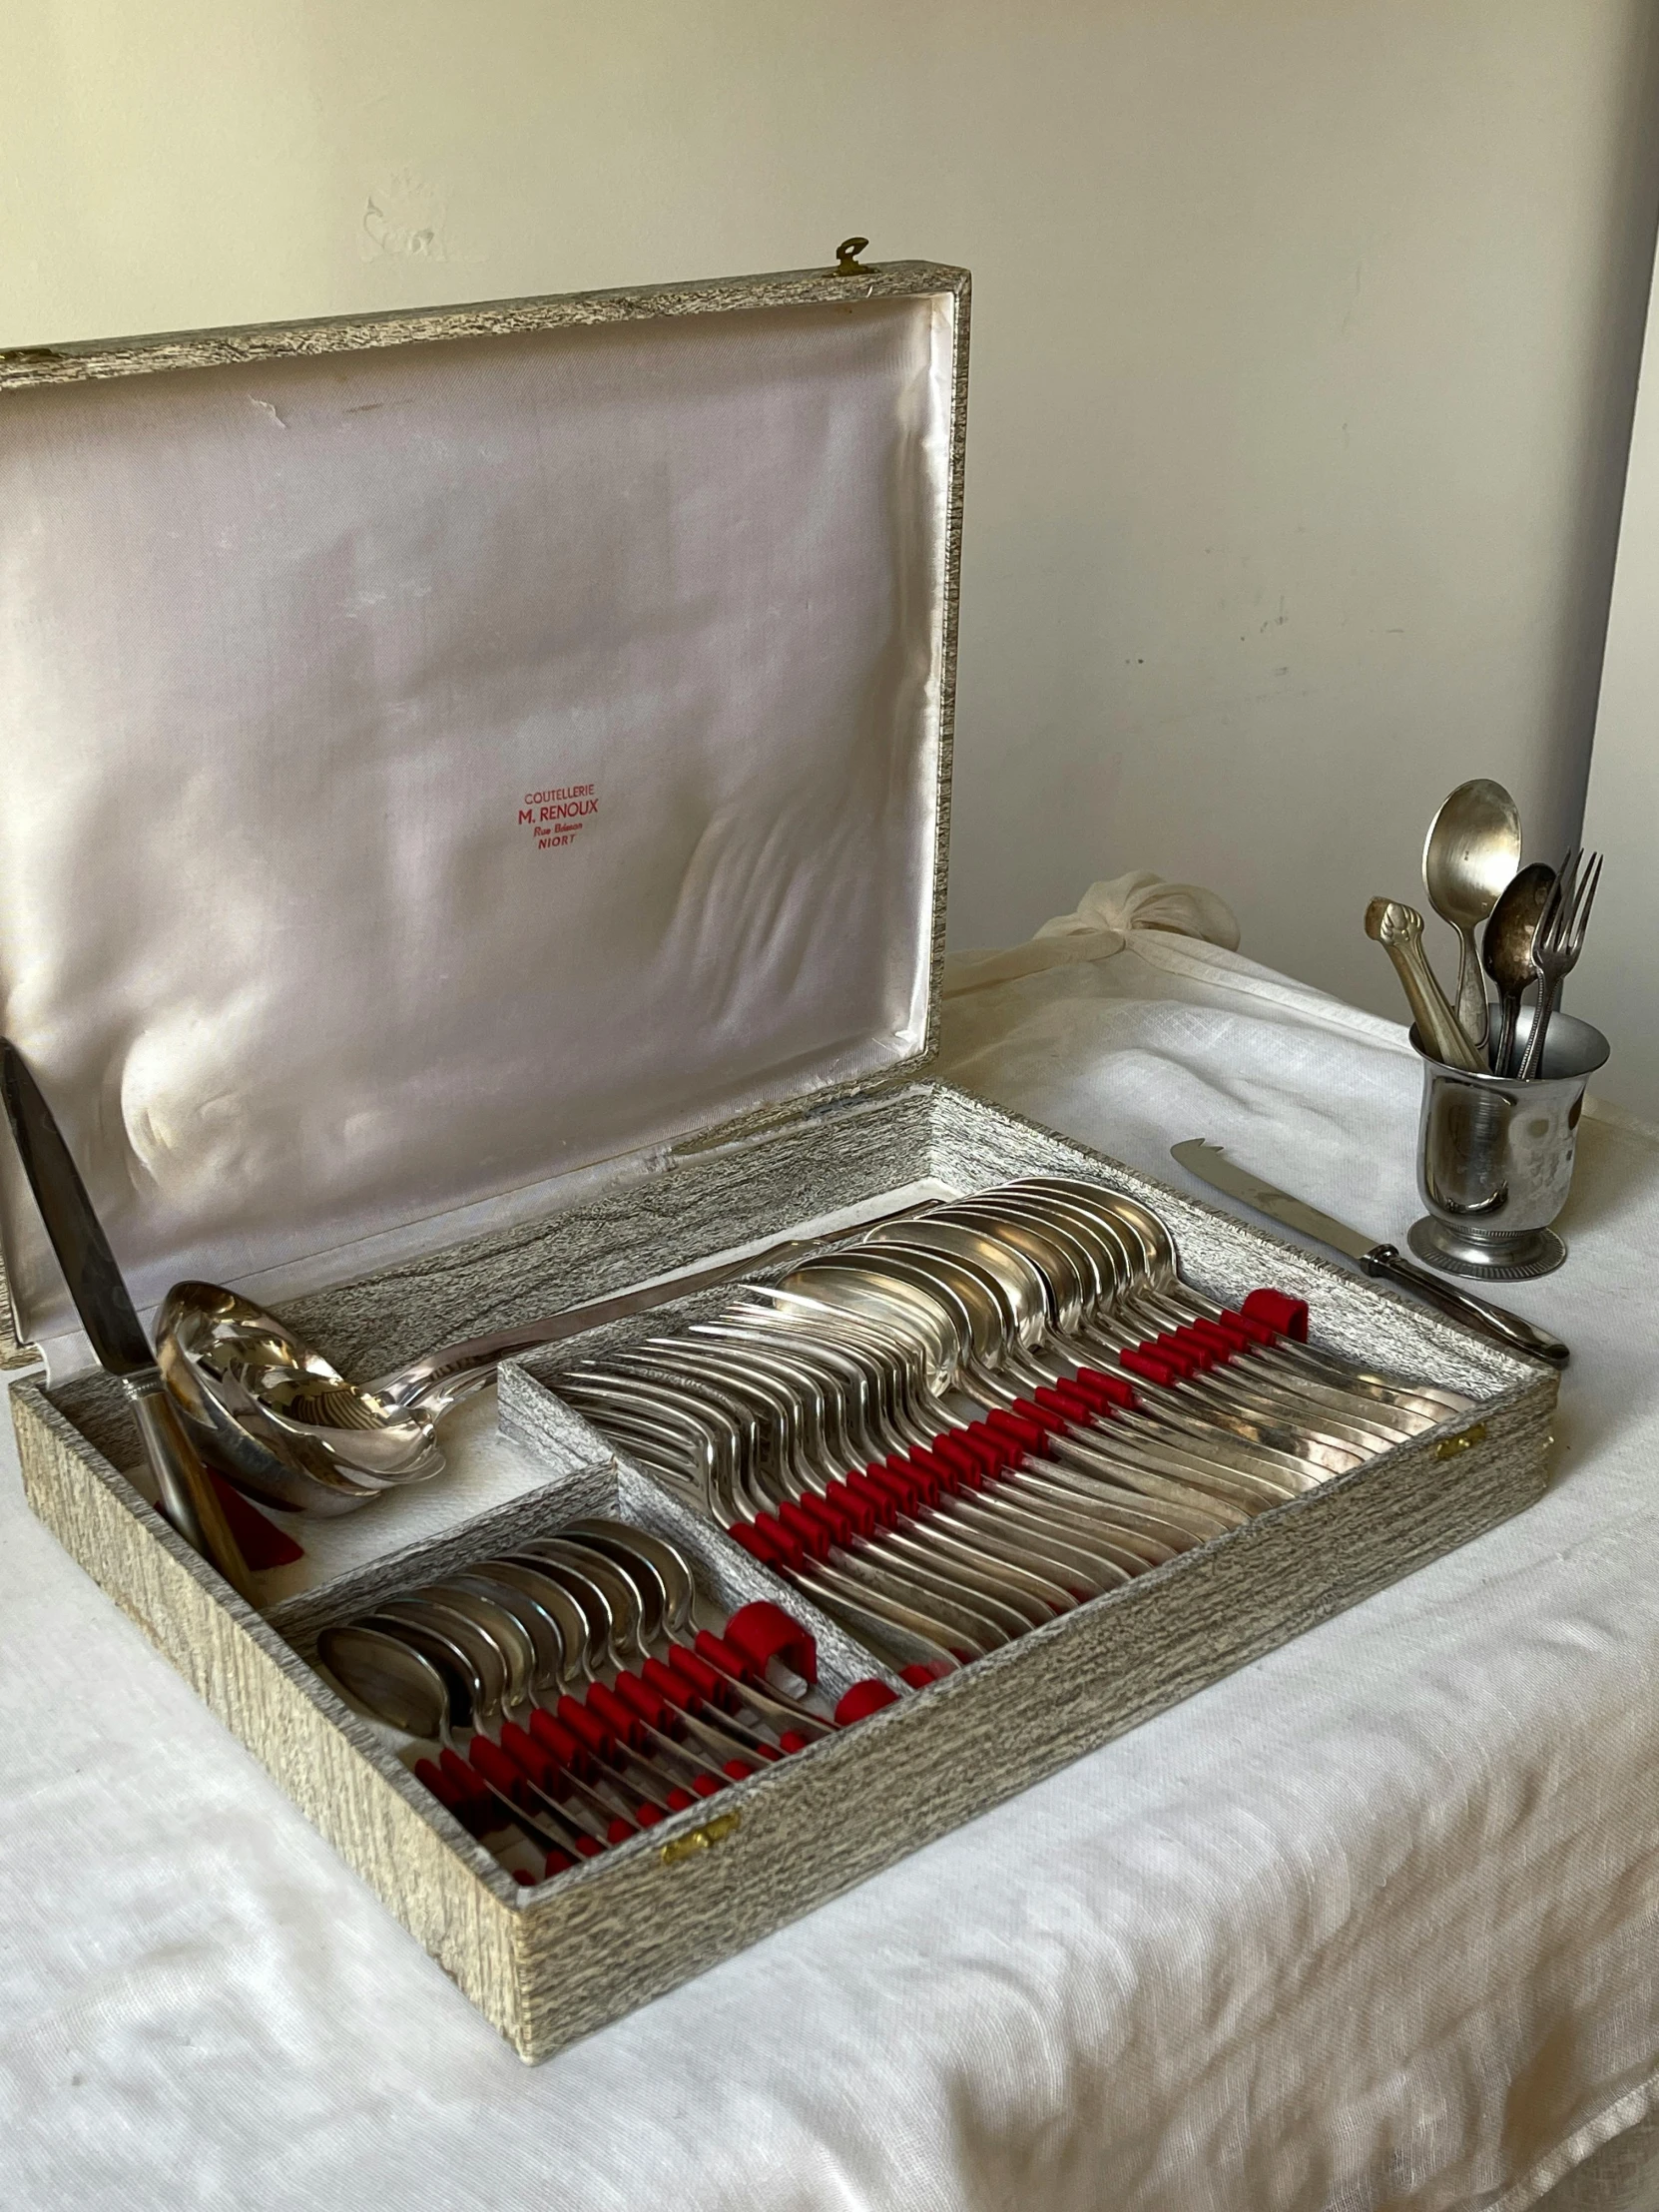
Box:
[0,293,954,1372]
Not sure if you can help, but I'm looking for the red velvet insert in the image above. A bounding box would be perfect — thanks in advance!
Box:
[209,1472,305,1568]
[1242,1288,1310,1341]
[834,1679,899,1725]
[723,1601,819,1685]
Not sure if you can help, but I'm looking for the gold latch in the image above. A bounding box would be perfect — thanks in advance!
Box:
[834,237,871,276]
[1434,1419,1487,1461]
[659,1809,742,1866]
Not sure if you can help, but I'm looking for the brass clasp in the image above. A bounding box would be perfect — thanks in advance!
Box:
[833,237,871,275]
[659,1809,742,1866]
[1434,1419,1488,1461]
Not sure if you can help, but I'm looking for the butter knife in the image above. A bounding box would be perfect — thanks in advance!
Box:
[1170,1138,1568,1367]
[1,1039,258,1598]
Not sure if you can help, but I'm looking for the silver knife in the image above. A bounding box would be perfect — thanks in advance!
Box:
[1,1039,258,1596]
[1170,1138,1568,1368]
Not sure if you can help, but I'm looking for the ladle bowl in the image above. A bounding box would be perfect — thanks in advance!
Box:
[157,1282,444,1513]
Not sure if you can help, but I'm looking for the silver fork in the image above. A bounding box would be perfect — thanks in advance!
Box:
[1516,846,1602,1080]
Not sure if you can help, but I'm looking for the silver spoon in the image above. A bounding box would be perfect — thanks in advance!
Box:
[1007,1180,1468,1422]
[1422,780,1521,1054]
[868,1214,1412,1456]
[317,1617,602,1855]
[1482,860,1557,1077]
[771,1255,1292,1510]
[368,1592,675,1827]
[440,1571,746,1795]
[816,1242,1338,1489]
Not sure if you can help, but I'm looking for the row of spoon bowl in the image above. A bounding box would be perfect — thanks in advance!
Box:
[316,1516,892,1882]
[549,1179,1468,1674]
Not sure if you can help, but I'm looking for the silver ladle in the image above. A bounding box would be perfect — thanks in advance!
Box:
[155,1206,928,1513]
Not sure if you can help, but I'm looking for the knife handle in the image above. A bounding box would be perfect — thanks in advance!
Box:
[124,1372,259,1602]
[1362,1246,1569,1368]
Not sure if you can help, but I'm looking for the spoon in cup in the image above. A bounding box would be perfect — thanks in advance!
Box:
[1422,780,1522,1056]
[1481,861,1556,1077]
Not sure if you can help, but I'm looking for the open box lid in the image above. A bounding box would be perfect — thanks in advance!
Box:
[0,255,968,1379]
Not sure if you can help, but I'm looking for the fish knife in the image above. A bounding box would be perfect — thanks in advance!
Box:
[1170,1138,1568,1367]
[1,1039,258,1597]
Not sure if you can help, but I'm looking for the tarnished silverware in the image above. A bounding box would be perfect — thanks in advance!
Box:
[1366,899,1485,1072]
[1515,848,1602,1081]
[1482,861,1556,1079]
[1422,780,1521,1054]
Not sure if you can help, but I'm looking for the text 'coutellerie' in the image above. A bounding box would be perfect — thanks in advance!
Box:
[518,784,599,851]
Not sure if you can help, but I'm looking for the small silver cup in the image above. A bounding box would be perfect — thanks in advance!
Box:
[1407,1008,1609,1280]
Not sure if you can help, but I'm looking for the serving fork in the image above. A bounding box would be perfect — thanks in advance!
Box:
[1515,846,1603,1081]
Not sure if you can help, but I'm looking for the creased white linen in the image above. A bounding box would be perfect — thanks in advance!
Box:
[3,915,1658,2211]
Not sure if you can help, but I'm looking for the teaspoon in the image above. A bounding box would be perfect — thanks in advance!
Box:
[1482,861,1556,1078]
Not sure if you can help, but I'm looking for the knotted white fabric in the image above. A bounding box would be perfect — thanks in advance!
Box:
[943,868,1242,995]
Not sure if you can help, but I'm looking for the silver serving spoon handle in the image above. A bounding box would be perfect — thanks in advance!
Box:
[1365,899,1485,1071]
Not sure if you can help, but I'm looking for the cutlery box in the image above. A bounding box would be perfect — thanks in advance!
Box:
[0,257,1556,2062]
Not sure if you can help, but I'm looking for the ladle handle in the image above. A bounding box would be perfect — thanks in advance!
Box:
[376,1200,932,1412]
[125,1369,260,1601]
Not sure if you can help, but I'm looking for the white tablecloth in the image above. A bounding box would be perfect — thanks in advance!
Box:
[5,924,1659,2211]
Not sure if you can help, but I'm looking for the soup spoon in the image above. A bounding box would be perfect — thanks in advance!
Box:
[857,1218,1410,1457]
[318,1616,610,1856]
[1006,1181,1469,1420]
[921,1196,1428,1443]
[1422,779,1522,1053]
[734,1270,1286,1517]
[793,1246,1333,1495]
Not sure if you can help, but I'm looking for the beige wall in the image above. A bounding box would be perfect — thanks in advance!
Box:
[6,2,1658,1015]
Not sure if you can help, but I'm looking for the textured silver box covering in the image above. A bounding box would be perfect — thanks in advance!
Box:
[12,1080,1554,2060]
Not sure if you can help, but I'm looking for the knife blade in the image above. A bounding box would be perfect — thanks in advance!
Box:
[1170,1138,1568,1367]
[1,1039,258,1595]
